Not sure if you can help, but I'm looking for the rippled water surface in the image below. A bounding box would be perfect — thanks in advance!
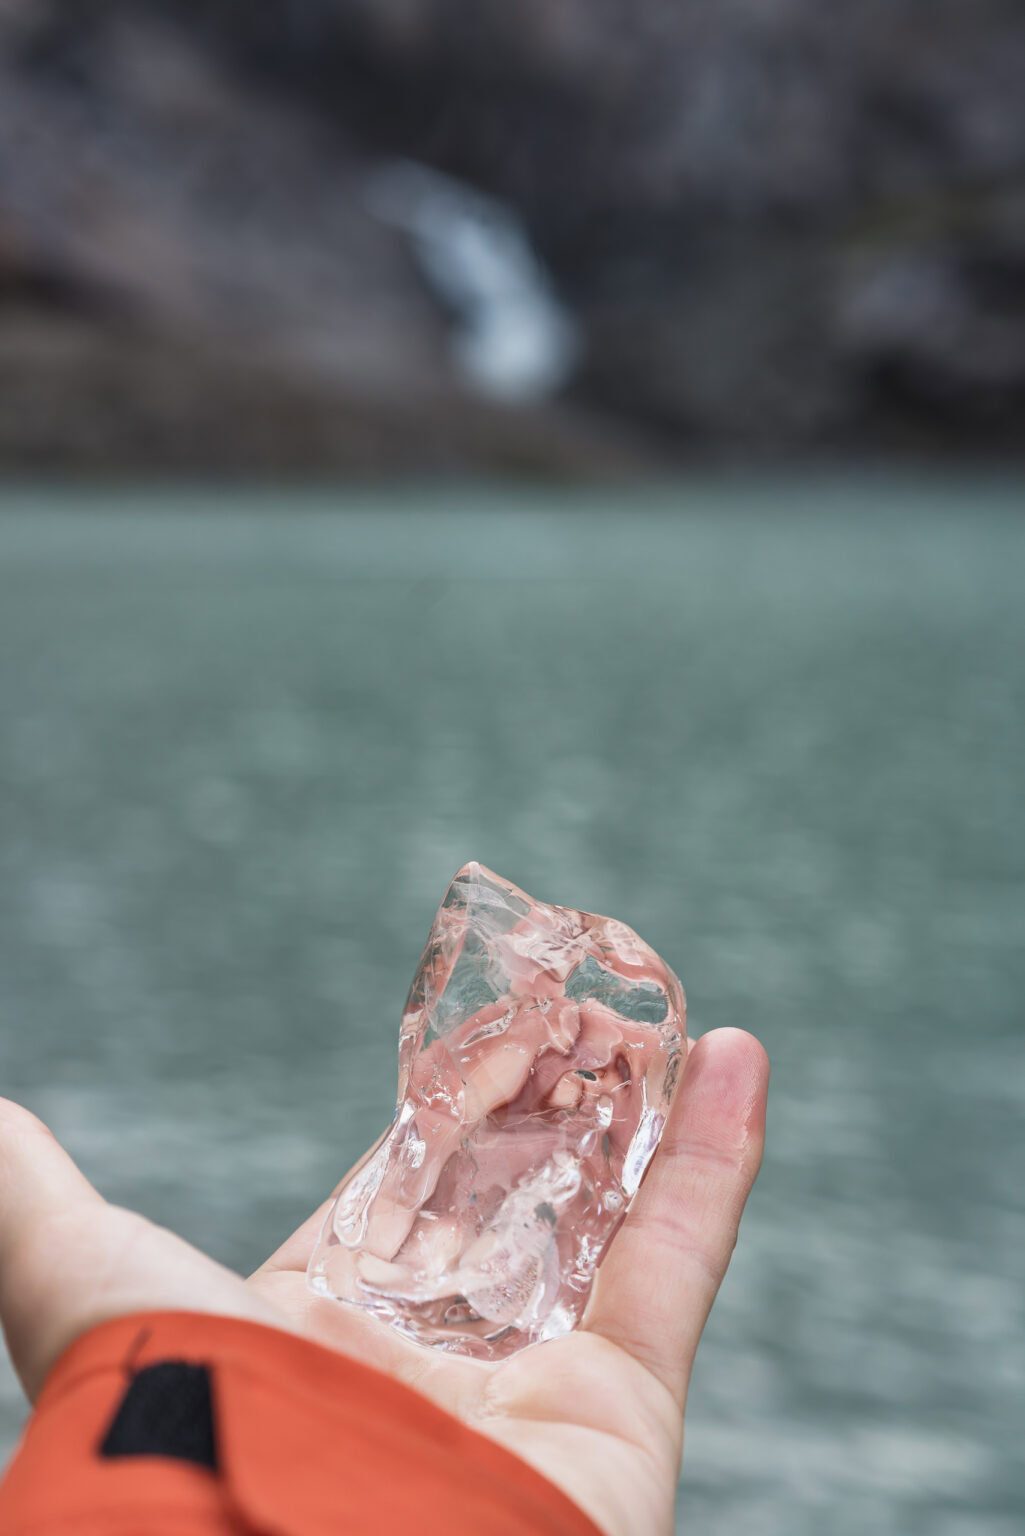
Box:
[1,481,1023,1533]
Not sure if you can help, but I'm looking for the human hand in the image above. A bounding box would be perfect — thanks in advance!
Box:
[0,1027,767,1536]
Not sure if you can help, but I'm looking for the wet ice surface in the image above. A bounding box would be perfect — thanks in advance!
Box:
[1,483,1023,1532]
[309,862,684,1356]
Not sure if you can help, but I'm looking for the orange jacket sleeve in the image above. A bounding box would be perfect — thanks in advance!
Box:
[0,1311,603,1536]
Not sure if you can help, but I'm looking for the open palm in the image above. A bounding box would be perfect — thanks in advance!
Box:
[0,1028,767,1536]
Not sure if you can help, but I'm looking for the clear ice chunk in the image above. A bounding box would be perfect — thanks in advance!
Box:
[308,863,686,1359]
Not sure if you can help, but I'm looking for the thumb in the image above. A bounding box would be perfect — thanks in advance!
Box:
[1,1097,286,1401]
[0,1098,103,1395]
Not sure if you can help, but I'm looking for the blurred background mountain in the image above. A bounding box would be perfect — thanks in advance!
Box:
[3,0,1024,476]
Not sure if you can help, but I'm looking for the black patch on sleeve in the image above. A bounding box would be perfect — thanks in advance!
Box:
[99,1360,217,1471]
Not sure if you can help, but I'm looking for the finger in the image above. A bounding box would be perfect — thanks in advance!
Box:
[0,1098,101,1233]
[0,1098,104,1387]
[259,1039,694,1279]
[1,1099,279,1400]
[584,1027,768,1410]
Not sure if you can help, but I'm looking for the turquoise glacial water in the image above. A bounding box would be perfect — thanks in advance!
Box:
[1,479,1023,1533]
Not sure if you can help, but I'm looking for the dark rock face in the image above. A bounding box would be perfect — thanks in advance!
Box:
[2,0,1023,472]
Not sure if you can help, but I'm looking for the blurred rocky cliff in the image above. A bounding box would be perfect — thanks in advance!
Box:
[2,0,1024,474]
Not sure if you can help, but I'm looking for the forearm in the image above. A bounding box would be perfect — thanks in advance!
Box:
[0,1311,600,1536]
